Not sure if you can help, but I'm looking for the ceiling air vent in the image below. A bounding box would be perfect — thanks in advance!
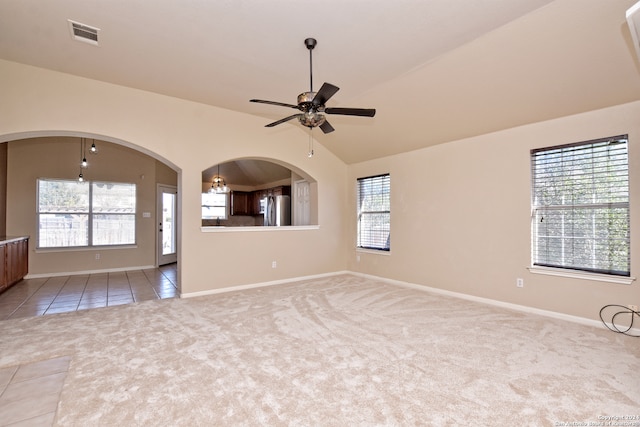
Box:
[68,19,99,45]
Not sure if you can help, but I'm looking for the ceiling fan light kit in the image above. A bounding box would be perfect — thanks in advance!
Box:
[250,38,376,136]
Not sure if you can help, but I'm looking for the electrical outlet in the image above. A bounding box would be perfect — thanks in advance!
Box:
[95,253,100,260]
[272,261,277,269]
[516,278,524,288]
[629,304,638,312]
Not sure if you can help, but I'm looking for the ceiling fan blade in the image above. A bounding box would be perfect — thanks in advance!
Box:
[312,83,340,106]
[250,99,299,109]
[325,107,376,117]
[319,120,335,134]
[265,114,301,127]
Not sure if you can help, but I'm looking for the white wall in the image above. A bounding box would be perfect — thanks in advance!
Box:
[348,101,640,322]
[0,59,349,294]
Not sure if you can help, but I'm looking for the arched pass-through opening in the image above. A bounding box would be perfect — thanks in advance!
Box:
[0,131,182,290]
[201,157,318,228]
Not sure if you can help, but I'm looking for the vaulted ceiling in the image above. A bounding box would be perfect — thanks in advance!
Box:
[1,0,639,164]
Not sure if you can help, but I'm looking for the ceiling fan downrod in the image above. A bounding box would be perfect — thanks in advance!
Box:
[304,38,317,93]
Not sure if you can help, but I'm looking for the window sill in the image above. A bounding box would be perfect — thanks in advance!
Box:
[528,266,636,285]
[201,225,320,233]
[356,248,391,256]
[36,245,138,253]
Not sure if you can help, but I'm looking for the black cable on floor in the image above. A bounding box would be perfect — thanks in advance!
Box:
[599,304,640,337]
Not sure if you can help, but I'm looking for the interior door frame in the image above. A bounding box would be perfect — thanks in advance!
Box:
[157,184,178,266]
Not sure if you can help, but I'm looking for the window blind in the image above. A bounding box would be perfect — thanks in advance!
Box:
[530,135,630,276]
[357,174,390,251]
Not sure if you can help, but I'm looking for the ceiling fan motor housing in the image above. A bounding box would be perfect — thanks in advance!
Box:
[297,91,321,109]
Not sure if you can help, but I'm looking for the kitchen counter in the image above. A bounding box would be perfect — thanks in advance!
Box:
[0,236,30,244]
[201,225,319,233]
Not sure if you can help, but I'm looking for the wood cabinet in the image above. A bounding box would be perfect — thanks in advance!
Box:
[0,244,5,293]
[269,186,291,197]
[0,237,29,294]
[230,186,291,217]
[230,191,252,216]
[253,190,267,214]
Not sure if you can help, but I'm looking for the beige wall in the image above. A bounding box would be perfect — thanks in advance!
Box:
[3,58,637,323]
[156,160,178,187]
[6,137,161,275]
[0,59,349,294]
[348,101,640,322]
[0,143,6,236]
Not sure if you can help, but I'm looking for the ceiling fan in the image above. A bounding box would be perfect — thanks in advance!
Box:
[250,38,376,134]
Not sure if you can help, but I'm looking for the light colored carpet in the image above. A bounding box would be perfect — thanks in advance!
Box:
[0,274,638,426]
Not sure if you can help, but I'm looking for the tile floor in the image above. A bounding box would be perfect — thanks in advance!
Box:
[0,356,71,426]
[0,263,178,320]
[0,264,178,426]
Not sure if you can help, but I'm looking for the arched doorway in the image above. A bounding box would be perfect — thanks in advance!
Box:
[0,131,181,280]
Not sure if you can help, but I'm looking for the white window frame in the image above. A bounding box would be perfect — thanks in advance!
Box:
[530,135,631,280]
[37,178,137,249]
[201,192,228,220]
[357,173,391,251]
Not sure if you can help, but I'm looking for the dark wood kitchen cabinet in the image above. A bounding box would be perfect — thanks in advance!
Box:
[230,186,292,217]
[230,191,252,216]
[0,244,5,293]
[270,186,291,197]
[0,236,29,293]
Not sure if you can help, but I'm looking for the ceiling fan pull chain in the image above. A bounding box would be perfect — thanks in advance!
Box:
[308,128,314,157]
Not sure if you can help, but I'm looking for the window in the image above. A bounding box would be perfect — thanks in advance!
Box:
[38,179,136,248]
[530,135,630,277]
[202,192,228,220]
[357,173,390,251]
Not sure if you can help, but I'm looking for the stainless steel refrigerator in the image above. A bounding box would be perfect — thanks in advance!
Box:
[263,195,291,226]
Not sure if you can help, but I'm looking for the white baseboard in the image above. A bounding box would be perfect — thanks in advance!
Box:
[349,271,640,336]
[25,265,157,279]
[180,270,350,299]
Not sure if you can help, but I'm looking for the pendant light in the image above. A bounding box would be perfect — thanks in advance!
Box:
[77,137,98,181]
[78,139,86,182]
[80,139,88,169]
[210,163,230,194]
